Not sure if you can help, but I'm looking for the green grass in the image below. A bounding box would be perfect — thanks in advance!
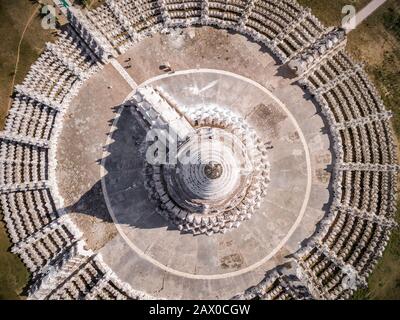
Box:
[0,217,29,300]
[299,0,400,300]
[0,0,55,300]
[362,4,400,137]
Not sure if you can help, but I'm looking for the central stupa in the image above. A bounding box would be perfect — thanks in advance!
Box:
[132,86,271,235]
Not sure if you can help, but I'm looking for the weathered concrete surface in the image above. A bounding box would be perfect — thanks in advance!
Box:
[56,63,132,250]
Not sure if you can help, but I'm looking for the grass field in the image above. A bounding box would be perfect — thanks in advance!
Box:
[0,0,399,300]
[0,220,29,299]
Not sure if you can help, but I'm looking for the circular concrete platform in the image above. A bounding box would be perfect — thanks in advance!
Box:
[103,70,314,277]
[56,27,333,299]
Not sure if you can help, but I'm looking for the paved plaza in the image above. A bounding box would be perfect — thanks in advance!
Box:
[57,28,332,299]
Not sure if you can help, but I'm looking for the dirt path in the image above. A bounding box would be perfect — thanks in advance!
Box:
[344,0,387,31]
